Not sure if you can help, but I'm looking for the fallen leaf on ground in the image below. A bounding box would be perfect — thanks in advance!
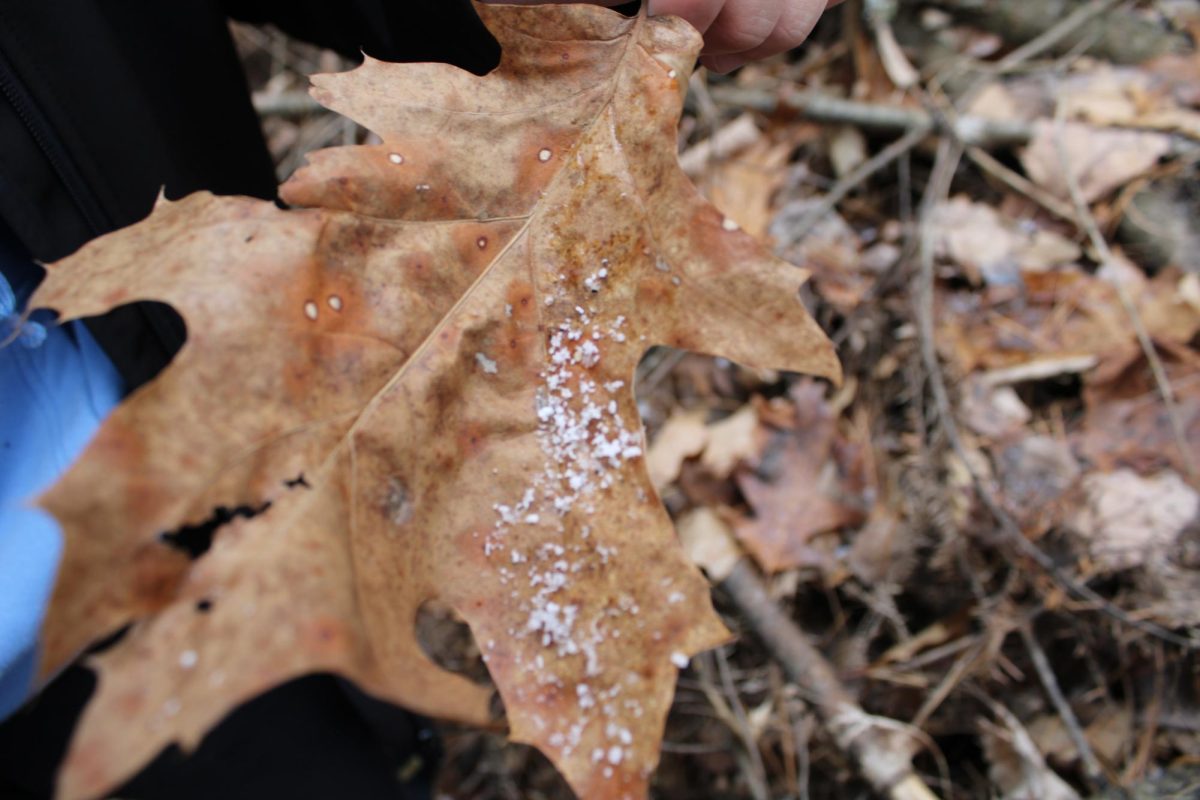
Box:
[1028,707,1132,767]
[772,202,868,313]
[995,435,1080,537]
[931,196,1077,285]
[1070,469,1200,626]
[982,704,1082,800]
[1020,120,1172,203]
[646,409,709,490]
[939,267,1199,374]
[1070,469,1198,571]
[676,507,742,582]
[733,382,865,573]
[699,403,762,479]
[29,5,839,798]
[1077,340,1200,480]
[1059,64,1200,140]
[702,130,796,240]
[961,382,1031,439]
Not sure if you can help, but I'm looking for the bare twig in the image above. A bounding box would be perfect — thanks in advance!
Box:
[791,124,932,240]
[715,648,771,800]
[1020,624,1107,791]
[253,91,326,117]
[707,88,1032,148]
[721,559,943,800]
[695,652,771,800]
[965,146,1080,224]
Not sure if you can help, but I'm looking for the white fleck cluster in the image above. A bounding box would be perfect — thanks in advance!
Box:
[477,260,666,773]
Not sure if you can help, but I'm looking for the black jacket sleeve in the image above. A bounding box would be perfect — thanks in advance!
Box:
[221,0,501,73]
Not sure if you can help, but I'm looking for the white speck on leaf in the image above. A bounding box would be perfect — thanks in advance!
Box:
[475,352,498,374]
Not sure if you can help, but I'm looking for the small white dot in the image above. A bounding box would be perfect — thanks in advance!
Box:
[415,183,431,192]
[722,217,740,231]
[304,301,319,321]
[538,148,553,162]
[668,69,677,79]
[179,650,198,669]
[671,276,681,287]
[477,237,488,250]
[388,153,404,165]
[327,295,343,312]
[671,651,689,668]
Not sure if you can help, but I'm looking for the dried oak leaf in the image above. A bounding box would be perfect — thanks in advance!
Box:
[734,382,862,573]
[30,4,838,799]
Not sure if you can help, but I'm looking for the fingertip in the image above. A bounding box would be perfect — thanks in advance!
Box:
[646,0,724,34]
[700,53,742,74]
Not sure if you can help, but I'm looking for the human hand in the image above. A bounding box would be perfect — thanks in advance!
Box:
[484,0,843,74]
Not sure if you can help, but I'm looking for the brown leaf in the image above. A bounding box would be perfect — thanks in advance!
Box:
[1020,120,1171,203]
[699,403,761,479]
[940,267,1198,374]
[676,507,742,582]
[30,5,839,799]
[734,382,863,573]
[646,409,709,490]
[995,435,1081,538]
[1068,468,1200,627]
[1077,341,1200,480]
[691,121,798,241]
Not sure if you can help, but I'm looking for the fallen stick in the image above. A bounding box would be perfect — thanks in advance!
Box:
[720,558,942,800]
[708,87,1033,148]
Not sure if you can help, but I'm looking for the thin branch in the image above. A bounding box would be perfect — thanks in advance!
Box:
[694,652,771,800]
[791,124,932,241]
[708,88,1031,148]
[1020,624,1107,791]
[965,146,1079,224]
[721,559,944,800]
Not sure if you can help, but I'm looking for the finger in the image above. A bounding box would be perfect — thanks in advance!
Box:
[701,0,841,73]
[645,0,725,35]
[706,0,830,71]
[694,0,784,56]
[478,0,630,6]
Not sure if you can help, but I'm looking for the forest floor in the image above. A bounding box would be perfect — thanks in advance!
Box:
[234,2,1200,797]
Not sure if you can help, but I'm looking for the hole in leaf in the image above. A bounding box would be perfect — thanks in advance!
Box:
[195,598,214,614]
[283,473,311,490]
[415,600,491,686]
[158,502,270,560]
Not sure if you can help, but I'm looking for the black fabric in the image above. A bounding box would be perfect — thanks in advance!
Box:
[0,2,498,795]
[0,668,440,800]
[0,0,499,389]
